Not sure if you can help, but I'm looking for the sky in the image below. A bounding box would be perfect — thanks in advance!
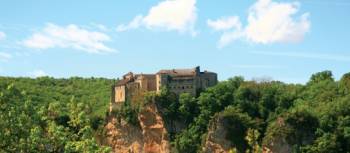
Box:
[0,0,349,83]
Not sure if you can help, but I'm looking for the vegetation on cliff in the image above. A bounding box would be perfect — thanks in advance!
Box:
[149,71,350,153]
[1,71,350,153]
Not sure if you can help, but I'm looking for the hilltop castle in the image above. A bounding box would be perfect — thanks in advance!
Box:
[110,66,217,106]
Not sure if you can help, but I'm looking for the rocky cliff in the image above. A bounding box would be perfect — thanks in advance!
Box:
[202,116,234,153]
[105,103,170,153]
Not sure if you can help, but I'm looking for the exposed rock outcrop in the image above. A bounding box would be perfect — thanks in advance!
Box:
[263,137,292,153]
[105,118,143,153]
[262,117,316,153]
[105,103,170,153]
[202,116,234,153]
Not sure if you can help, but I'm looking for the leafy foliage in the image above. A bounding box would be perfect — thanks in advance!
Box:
[1,70,350,153]
[154,72,350,153]
[0,77,113,152]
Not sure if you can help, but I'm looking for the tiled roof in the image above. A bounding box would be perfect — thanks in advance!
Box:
[134,74,155,78]
[157,68,197,76]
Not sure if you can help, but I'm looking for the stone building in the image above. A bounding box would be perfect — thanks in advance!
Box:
[111,66,217,107]
[112,72,157,103]
[156,66,217,96]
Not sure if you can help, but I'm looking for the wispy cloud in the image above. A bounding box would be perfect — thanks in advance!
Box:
[208,0,310,48]
[90,23,109,31]
[22,23,115,54]
[0,31,6,40]
[232,64,284,69]
[0,52,12,62]
[29,70,48,78]
[117,15,144,32]
[117,0,198,36]
[251,51,350,62]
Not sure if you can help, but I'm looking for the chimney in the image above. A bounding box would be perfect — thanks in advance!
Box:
[195,66,200,74]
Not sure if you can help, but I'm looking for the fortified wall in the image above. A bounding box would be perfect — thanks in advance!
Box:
[110,66,217,110]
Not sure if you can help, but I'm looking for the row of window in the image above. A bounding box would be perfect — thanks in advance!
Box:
[170,85,193,89]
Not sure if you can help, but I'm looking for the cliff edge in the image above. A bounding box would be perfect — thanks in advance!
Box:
[105,103,170,153]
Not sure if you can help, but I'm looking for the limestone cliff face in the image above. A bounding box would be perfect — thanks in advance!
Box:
[105,103,170,153]
[105,118,143,153]
[202,116,233,153]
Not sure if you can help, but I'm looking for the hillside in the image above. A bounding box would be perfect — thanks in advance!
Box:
[106,71,350,153]
[1,71,350,153]
[0,76,115,152]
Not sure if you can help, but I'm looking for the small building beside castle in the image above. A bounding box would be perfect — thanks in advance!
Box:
[110,66,217,107]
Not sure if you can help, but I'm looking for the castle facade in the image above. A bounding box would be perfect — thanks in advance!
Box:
[111,66,217,105]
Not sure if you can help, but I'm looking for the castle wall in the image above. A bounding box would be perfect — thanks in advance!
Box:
[115,86,126,103]
[156,74,161,93]
[146,76,157,91]
[167,76,197,96]
[156,72,217,96]
[139,75,157,91]
[200,72,218,89]
[114,67,218,104]
[156,74,169,93]
[126,82,140,101]
[135,78,145,91]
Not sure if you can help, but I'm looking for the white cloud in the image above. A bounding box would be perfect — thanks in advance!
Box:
[0,31,6,40]
[29,70,48,78]
[117,15,144,32]
[23,23,115,54]
[117,0,197,35]
[208,0,310,47]
[207,16,242,31]
[245,0,310,44]
[0,52,12,62]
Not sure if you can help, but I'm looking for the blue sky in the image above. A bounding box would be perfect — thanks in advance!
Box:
[0,0,349,83]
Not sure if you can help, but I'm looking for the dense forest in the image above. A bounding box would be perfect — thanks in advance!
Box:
[118,70,350,153]
[1,70,350,152]
[0,77,114,152]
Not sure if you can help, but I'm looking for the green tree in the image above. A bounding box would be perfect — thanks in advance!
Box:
[308,70,334,85]
[245,128,262,153]
[178,93,198,124]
